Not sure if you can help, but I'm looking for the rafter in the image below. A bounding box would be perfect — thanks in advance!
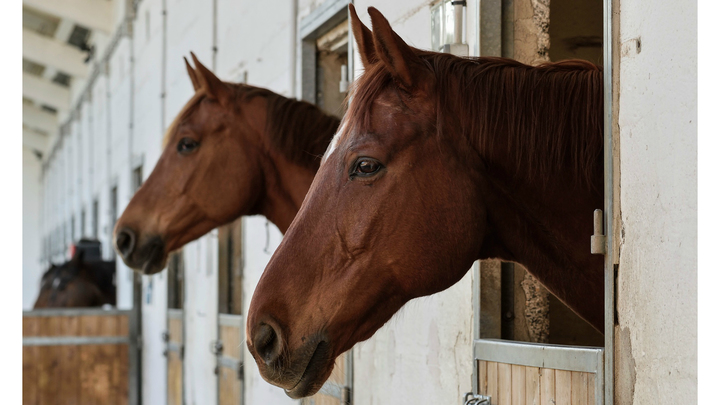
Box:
[23,72,71,112]
[23,28,88,78]
[23,0,113,34]
[23,103,58,135]
[24,127,49,155]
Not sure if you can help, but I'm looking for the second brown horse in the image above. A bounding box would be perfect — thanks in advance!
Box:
[113,54,339,274]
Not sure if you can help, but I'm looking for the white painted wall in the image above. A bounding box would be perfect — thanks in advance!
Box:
[23,147,44,309]
[241,217,293,405]
[616,0,697,403]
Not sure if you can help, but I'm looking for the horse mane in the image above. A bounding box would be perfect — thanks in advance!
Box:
[345,53,604,184]
[235,85,341,169]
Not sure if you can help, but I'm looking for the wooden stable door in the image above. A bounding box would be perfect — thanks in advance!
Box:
[165,252,185,405]
[216,220,244,405]
[216,314,244,405]
[23,308,136,405]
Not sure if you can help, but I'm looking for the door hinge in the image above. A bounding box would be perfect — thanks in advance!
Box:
[591,209,606,255]
[464,392,490,405]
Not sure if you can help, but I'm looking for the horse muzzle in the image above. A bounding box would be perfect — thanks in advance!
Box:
[247,319,334,398]
[114,227,166,274]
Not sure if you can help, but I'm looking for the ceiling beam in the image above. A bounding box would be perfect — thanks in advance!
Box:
[23,28,89,78]
[23,72,71,112]
[23,0,114,34]
[24,127,49,155]
[24,103,58,135]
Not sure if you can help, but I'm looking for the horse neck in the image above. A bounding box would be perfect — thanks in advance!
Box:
[241,90,339,234]
[455,61,605,330]
[256,152,318,234]
[475,162,604,330]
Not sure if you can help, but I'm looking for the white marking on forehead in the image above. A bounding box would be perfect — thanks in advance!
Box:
[321,121,347,165]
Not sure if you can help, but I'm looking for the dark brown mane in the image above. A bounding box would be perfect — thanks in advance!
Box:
[235,85,341,169]
[346,53,603,184]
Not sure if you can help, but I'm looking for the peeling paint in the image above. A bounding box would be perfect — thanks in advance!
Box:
[615,326,636,404]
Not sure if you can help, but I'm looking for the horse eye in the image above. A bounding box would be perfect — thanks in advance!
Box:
[352,158,383,177]
[177,137,199,155]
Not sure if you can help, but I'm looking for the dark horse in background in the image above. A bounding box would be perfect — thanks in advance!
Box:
[33,239,116,308]
[247,5,605,398]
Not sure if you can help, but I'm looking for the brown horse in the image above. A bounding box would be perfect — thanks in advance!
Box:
[246,5,605,398]
[113,54,339,274]
[34,249,116,308]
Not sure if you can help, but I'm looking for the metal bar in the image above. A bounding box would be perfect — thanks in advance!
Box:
[218,355,242,370]
[218,314,243,327]
[473,339,604,373]
[344,349,353,405]
[129,285,141,405]
[471,261,481,395]
[168,308,183,319]
[23,336,130,346]
[500,262,515,340]
[167,342,183,353]
[317,381,344,399]
[23,308,132,317]
[299,0,351,39]
[603,0,614,402]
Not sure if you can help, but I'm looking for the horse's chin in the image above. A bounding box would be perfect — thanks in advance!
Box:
[283,341,333,399]
[140,254,167,275]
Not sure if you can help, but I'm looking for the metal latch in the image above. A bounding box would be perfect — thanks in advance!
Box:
[463,392,490,405]
[341,386,352,405]
[590,209,606,255]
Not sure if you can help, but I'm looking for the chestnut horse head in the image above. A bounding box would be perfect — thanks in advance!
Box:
[247,5,605,398]
[114,54,339,274]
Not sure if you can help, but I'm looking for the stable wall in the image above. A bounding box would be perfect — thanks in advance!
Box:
[23,147,44,309]
[615,0,697,403]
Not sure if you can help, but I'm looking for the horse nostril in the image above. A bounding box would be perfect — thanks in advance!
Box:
[115,228,136,258]
[253,323,281,365]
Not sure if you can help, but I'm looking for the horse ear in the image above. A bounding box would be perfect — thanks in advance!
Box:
[184,57,201,91]
[349,4,377,68]
[367,7,427,92]
[189,52,231,103]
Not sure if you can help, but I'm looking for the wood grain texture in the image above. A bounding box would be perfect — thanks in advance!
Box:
[555,370,572,405]
[498,362,512,405]
[539,368,555,405]
[167,314,183,405]
[22,313,129,405]
[478,360,488,397]
[525,366,540,405]
[218,366,241,405]
[487,361,499,405]
[511,364,526,405]
[22,318,39,405]
[167,351,183,405]
[587,373,596,405]
[220,325,242,359]
[571,372,588,405]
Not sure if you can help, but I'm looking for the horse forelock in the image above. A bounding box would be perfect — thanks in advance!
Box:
[161,92,205,148]
[344,52,604,186]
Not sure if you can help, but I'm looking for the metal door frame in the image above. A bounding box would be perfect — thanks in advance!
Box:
[298,1,354,403]
[468,0,615,403]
